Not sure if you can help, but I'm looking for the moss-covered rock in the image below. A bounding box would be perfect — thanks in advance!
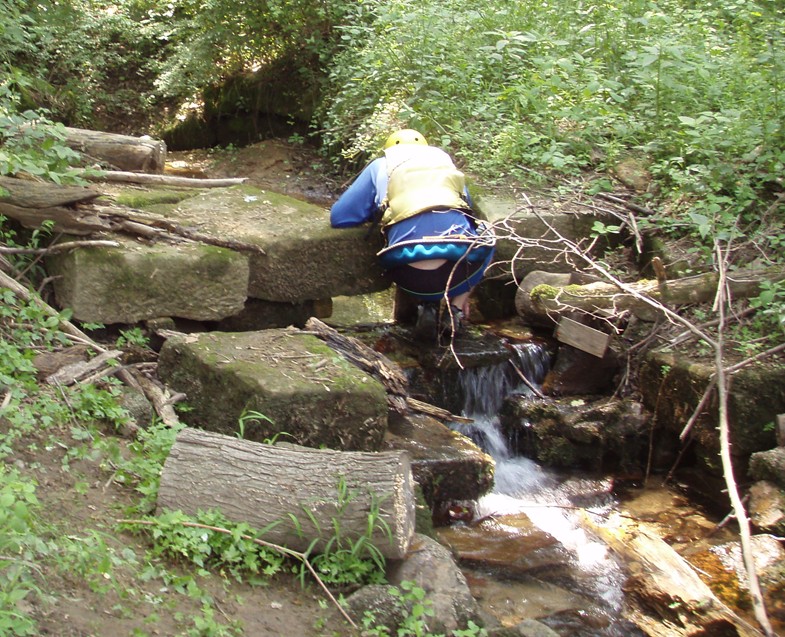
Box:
[499,397,650,472]
[157,329,389,451]
[164,185,389,302]
[639,352,783,478]
[46,238,248,323]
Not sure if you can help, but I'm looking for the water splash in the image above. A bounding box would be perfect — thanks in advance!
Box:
[451,342,627,615]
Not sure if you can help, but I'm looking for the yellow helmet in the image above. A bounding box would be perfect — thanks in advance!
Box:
[384,129,428,149]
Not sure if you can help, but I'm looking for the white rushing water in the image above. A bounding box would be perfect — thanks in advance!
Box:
[451,343,627,613]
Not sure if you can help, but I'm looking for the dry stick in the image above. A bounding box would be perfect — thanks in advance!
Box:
[118,518,357,629]
[507,359,545,398]
[713,243,775,637]
[0,239,120,254]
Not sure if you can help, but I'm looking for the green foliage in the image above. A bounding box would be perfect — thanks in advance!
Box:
[131,509,286,583]
[361,581,488,637]
[0,110,84,183]
[114,419,185,514]
[307,476,388,588]
[0,467,43,636]
[320,0,784,266]
[116,327,150,349]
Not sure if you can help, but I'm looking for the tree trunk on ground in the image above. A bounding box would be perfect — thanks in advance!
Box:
[157,427,416,559]
[516,268,785,325]
[583,513,763,637]
[81,170,246,188]
[62,126,167,173]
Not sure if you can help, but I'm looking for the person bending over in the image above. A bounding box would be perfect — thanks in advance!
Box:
[330,128,495,340]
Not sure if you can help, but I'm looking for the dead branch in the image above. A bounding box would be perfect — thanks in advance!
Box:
[0,239,120,255]
[82,170,247,188]
[714,243,775,637]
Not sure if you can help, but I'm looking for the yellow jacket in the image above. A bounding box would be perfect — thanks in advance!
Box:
[381,145,469,227]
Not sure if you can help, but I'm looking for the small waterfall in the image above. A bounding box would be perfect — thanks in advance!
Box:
[450,342,630,629]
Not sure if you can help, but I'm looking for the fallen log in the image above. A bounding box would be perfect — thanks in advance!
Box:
[157,427,416,559]
[61,126,167,173]
[516,267,785,325]
[583,512,763,637]
[82,170,246,188]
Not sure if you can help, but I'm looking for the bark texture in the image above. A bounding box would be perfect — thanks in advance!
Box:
[157,427,416,559]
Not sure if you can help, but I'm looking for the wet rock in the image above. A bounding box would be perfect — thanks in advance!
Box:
[386,533,483,634]
[384,413,495,507]
[639,352,784,479]
[506,618,561,637]
[436,514,573,579]
[500,397,650,472]
[749,447,785,490]
[748,481,785,535]
[47,238,249,324]
[541,344,620,396]
[157,328,388,450]
[700,534,785,619]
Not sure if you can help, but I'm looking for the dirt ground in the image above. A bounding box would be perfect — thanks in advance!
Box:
[23,140,362,637]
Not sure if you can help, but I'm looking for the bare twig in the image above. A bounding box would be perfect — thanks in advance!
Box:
[0,239,120,255]
[713,242,774,637]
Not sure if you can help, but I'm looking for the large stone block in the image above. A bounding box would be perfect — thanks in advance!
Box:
[47,238,248,324]
[157,329,389,451]
[166,186,389,302]
[639,351,784,477]
[474,194,608,282]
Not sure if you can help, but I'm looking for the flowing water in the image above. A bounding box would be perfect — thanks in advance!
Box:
[444,343,644,636]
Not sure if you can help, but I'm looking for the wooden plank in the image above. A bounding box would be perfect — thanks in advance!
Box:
[555,316,611,358]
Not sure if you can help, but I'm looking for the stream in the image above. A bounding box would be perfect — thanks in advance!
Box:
[440,343,641,636]
[329,293,748,636]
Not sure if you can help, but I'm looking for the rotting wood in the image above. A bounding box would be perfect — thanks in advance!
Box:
[583,512,764,637]
[82,170,246,188]
[405,397,472,424]
[45,349,122,386]
[157,427,416,559]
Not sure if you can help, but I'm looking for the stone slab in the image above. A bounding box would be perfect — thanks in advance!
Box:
[474,194,607,282]
[165,185,389,302]
[157,328,389,451]
[46,237,248,324]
